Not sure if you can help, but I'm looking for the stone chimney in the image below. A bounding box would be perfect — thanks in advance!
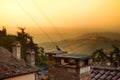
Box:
[26,49,35,67]
[12,41,21,60]
[45,50,67,80]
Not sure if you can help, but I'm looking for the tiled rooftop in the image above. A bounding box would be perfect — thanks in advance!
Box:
[90,66,120,80]
[0,47,38,79]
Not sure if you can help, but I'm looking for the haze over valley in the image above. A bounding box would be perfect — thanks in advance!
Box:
[40,32,120,54]
[0,0,120,54]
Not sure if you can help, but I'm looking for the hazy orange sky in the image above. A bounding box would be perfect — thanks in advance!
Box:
[0,0,120,27]
[0,0,120,43]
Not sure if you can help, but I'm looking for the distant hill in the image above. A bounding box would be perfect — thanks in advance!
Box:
[40,32,120,54]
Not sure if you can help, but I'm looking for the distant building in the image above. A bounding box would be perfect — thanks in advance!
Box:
[0,41,39,80]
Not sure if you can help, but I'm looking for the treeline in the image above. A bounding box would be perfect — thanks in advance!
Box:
[93,45,120,67]
[0,27,47,66]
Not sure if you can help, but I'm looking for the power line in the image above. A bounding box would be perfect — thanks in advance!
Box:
[16,0,56,46]
[31,0,65,41]
[16,0,76,52]
[31,0,76,52]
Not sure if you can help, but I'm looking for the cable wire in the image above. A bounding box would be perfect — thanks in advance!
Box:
[31,0,65,41]
[16,0,57,46]
[31,0,76,52]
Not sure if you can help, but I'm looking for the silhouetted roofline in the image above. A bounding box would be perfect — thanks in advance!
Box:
[45,50,67,55]
[54,54,91,60]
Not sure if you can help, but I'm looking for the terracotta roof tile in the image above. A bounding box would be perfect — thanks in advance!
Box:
[117,72,120,75]
[0,47,38,79]
[100,70,104,74]
[90,66,120,80]
[90,73,96,78]
[106,75,112,80]
[112,75,119,80]
[100,74,107,79]
[94,73,102,79]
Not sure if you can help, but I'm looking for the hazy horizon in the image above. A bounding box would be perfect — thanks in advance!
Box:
[0,0,120,43]
[0,26,119,44]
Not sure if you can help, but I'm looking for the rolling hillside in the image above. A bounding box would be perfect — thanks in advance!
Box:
[40,32,120,54]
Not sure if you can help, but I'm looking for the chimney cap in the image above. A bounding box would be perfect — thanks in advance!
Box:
[26,49,35,55]
[46,50,67,55]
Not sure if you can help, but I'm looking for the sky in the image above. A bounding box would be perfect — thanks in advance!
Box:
[0,0,120,43]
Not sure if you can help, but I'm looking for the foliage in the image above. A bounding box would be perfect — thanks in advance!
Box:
[0,27,47,67]
[1,35,17,52]
[92,46,120,65]
[92,48,108,62]
[109,45,120,63]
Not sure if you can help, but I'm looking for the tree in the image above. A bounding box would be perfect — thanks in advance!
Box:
[2,26,7,36]
[109,45,120,64]
[16,27,47,66]
[0,27,7,46]
[92,45,120,67]
[16,27,32,59]
[0,26,7,37]
[34,44,47,66]
[92,48,108,63]
[0,27,17,51]
[0,27,47,67]
[1,35,17,52]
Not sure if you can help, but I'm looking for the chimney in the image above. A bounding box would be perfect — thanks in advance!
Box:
[45,50,67,80]
[12,41,21,60]
[26,49,35,67]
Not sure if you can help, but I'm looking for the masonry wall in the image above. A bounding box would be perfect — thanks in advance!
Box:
[80,72,90,80]
[48,55,55,80]
[12,46,21,60]
[26,54,31,66]
[54,66,90,80]
[80,66,90,80]
[55,66,80,80]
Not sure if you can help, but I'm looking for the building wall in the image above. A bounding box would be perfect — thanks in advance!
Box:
[4,73,37,80]
[12,46,21,60]
[16,46,21,60]
[80,67,90,80]
[31,54,35,67]
[80,66,90,74]
[80,72,90,80]
[48,55,55,80]
[54,66,90,80]
[55,66,80,80]
[26,54,31,66]
[12,46,17,58]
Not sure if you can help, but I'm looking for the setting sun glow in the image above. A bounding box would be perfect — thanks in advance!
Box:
[0,0,120,28]
[0,0,120,43]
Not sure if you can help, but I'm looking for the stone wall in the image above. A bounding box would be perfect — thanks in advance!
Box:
[55,66,80,80]
[48,56,55,80]
[12,42,21,60]
[80,72,90,80]
[80,66,90,74]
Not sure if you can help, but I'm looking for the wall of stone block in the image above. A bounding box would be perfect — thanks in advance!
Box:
[55,66,80,80]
